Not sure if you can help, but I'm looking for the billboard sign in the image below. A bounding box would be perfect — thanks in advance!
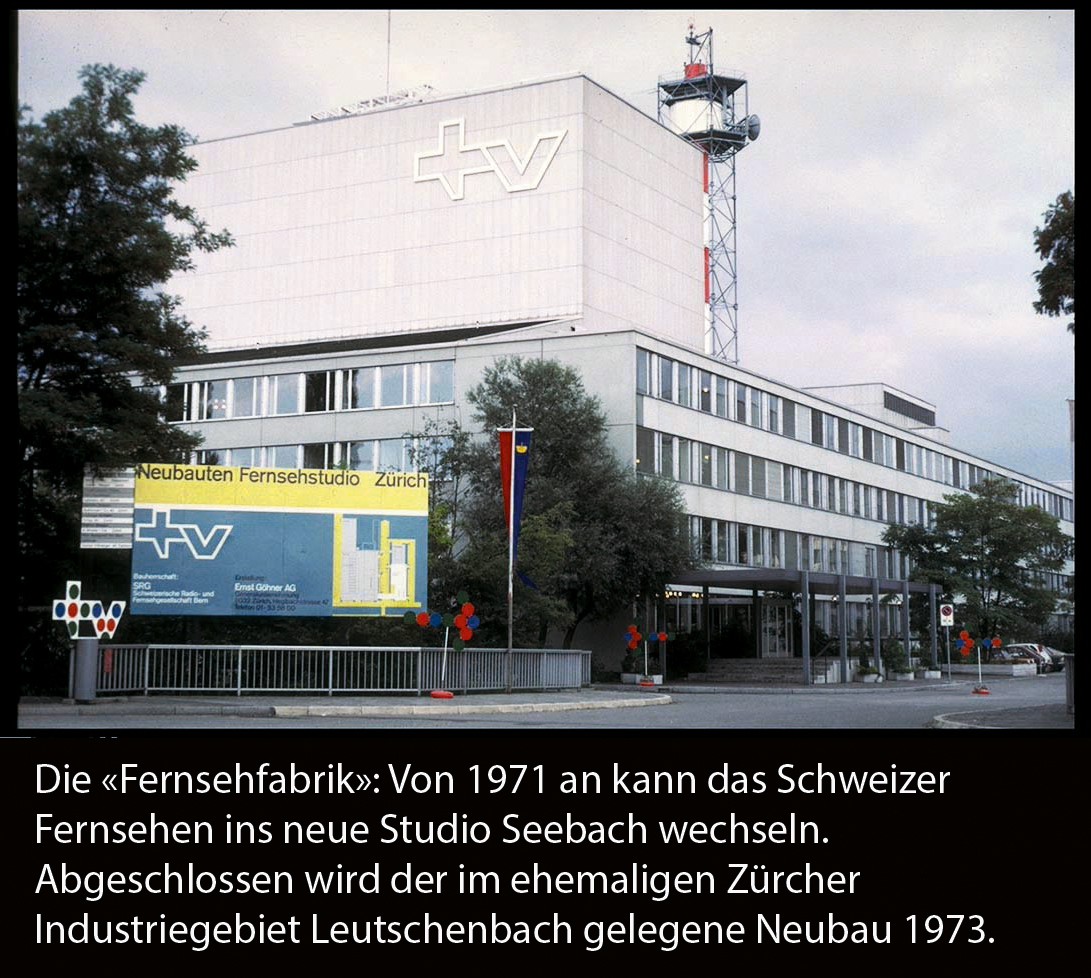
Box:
[130,464,428,617]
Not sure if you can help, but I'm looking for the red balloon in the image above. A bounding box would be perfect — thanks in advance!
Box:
[627,624,638,634]
[991,637,1002,648]
[959,630,969,640]
[461,603,475,617]
[416,612,430,627]
[658,631,667,642]
[454,614,467,628]
[628,639,638,650]
[459,627,473,642]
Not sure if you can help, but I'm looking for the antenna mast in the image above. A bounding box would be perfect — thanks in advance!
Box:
[658,25,760,364]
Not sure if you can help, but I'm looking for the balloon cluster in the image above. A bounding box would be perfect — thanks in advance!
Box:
[955,632,1000,659]
[405,591,480,651]
[623,625,672,649]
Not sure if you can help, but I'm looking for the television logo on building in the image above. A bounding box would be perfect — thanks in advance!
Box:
[414,118,567,201]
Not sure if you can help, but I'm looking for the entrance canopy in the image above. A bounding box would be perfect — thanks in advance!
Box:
[672,568,936,597]
[668,568,941,685]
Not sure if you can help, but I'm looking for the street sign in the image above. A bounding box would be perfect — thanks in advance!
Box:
[940,604,954,627]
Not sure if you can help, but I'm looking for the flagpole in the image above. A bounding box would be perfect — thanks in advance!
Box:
[506,407,516,692]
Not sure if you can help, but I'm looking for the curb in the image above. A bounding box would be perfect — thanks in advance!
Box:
[273,695,672,718]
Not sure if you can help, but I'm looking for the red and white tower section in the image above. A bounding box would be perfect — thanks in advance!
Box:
[659,26,760,364]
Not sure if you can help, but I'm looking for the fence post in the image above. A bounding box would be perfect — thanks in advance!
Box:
[236,648,242,697]
[328,648,334,697]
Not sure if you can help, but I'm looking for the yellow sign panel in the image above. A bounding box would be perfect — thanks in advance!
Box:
[134,463,428,512]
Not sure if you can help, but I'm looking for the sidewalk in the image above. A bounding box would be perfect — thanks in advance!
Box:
[17,677,1075,728]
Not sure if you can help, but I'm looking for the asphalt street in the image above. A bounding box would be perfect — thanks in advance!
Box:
[16,673,1074,730]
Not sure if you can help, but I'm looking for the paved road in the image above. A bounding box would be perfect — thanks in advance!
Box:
[17,673,1073,730]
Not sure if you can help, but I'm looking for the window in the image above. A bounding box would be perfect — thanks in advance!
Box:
[232,377,259,418]
[659,357,673,400]
[658,432,674,479]
[677,364,692,408]
[735,452,750,495]
[824,413,837,450]
[267,445,300,468]
[752,458,766,498]
[714,446,728,489]
[768,395,779,434]
[700,444,713,486]
[677,438,693,483]
[736,383,747,424]
[421,361,454,404]
[766,460,783,501]
[231,447,260,467]
[636,350,651,394]
[750,388,762,428]
[699,371,712,412]
[636,427,655,475]
[304,371,334,413]
[346,441,375,470]
[270,375,299,415]
[715,376,728,417]
[343,367,376,409]
[164,384,189,422]
[380,364,407,407]
[196,380,229,420]
[782,399,796,439]
[303,443,335,469]
[378,437,407,470]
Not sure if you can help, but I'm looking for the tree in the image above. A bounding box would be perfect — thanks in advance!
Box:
[883,478,1072,641]
[17,65,232,676]
[1033,191,1074,334]
[434,357,694,648]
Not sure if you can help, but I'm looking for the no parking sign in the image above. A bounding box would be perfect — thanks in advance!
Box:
[940,604,955,627]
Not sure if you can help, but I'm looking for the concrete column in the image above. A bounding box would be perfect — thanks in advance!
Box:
[800,570,811,685]
[838,574,849,683]
[73,638,99,703]
[901,579,911,667]
[872,577,882,673]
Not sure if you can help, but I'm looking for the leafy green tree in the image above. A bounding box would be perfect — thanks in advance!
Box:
[1033,190,1074,334]
[17,65,232,682]
[436,357,694,648]
[883,478,1072,641]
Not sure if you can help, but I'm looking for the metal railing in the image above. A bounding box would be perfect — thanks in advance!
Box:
[96,645,592,696]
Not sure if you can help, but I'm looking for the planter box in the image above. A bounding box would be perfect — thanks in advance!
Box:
[890,671,915,681]
[916,669,943,680]
[945,663,1037,678]
[639,674,664,686]
[620,673,642,684]
[854,672,882,683]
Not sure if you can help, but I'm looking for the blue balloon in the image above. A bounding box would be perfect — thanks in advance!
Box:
[429,612,442,628]
[468,615,480,628]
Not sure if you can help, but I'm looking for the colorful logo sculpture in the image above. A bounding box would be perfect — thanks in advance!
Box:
[52,580,126,639]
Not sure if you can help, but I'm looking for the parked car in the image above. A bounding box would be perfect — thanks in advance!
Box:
[1041,646,1067,672]
[1000,643,1056,673]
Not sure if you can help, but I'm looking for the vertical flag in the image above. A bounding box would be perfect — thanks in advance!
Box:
[498,413,533,675]
[498,425,533,567]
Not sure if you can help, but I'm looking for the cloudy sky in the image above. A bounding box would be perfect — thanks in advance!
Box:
[17,10,1074,484]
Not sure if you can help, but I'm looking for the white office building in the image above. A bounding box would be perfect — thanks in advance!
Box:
[161,74,1074,673]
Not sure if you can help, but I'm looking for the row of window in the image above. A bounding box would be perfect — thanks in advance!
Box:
[637,426,936,528]
[637,349,1073,522]
[167,360,455,422]
[195,435,453,473]
[687,516,904,578]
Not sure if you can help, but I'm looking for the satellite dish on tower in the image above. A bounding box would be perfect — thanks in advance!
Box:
[747,114,761,141]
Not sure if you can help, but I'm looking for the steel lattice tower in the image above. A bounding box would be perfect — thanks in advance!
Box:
[658,26,760,364]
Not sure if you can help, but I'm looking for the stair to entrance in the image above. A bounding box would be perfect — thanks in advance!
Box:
[687,658,820,685]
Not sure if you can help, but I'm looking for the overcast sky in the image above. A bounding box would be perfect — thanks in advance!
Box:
[17,10,1074,485]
